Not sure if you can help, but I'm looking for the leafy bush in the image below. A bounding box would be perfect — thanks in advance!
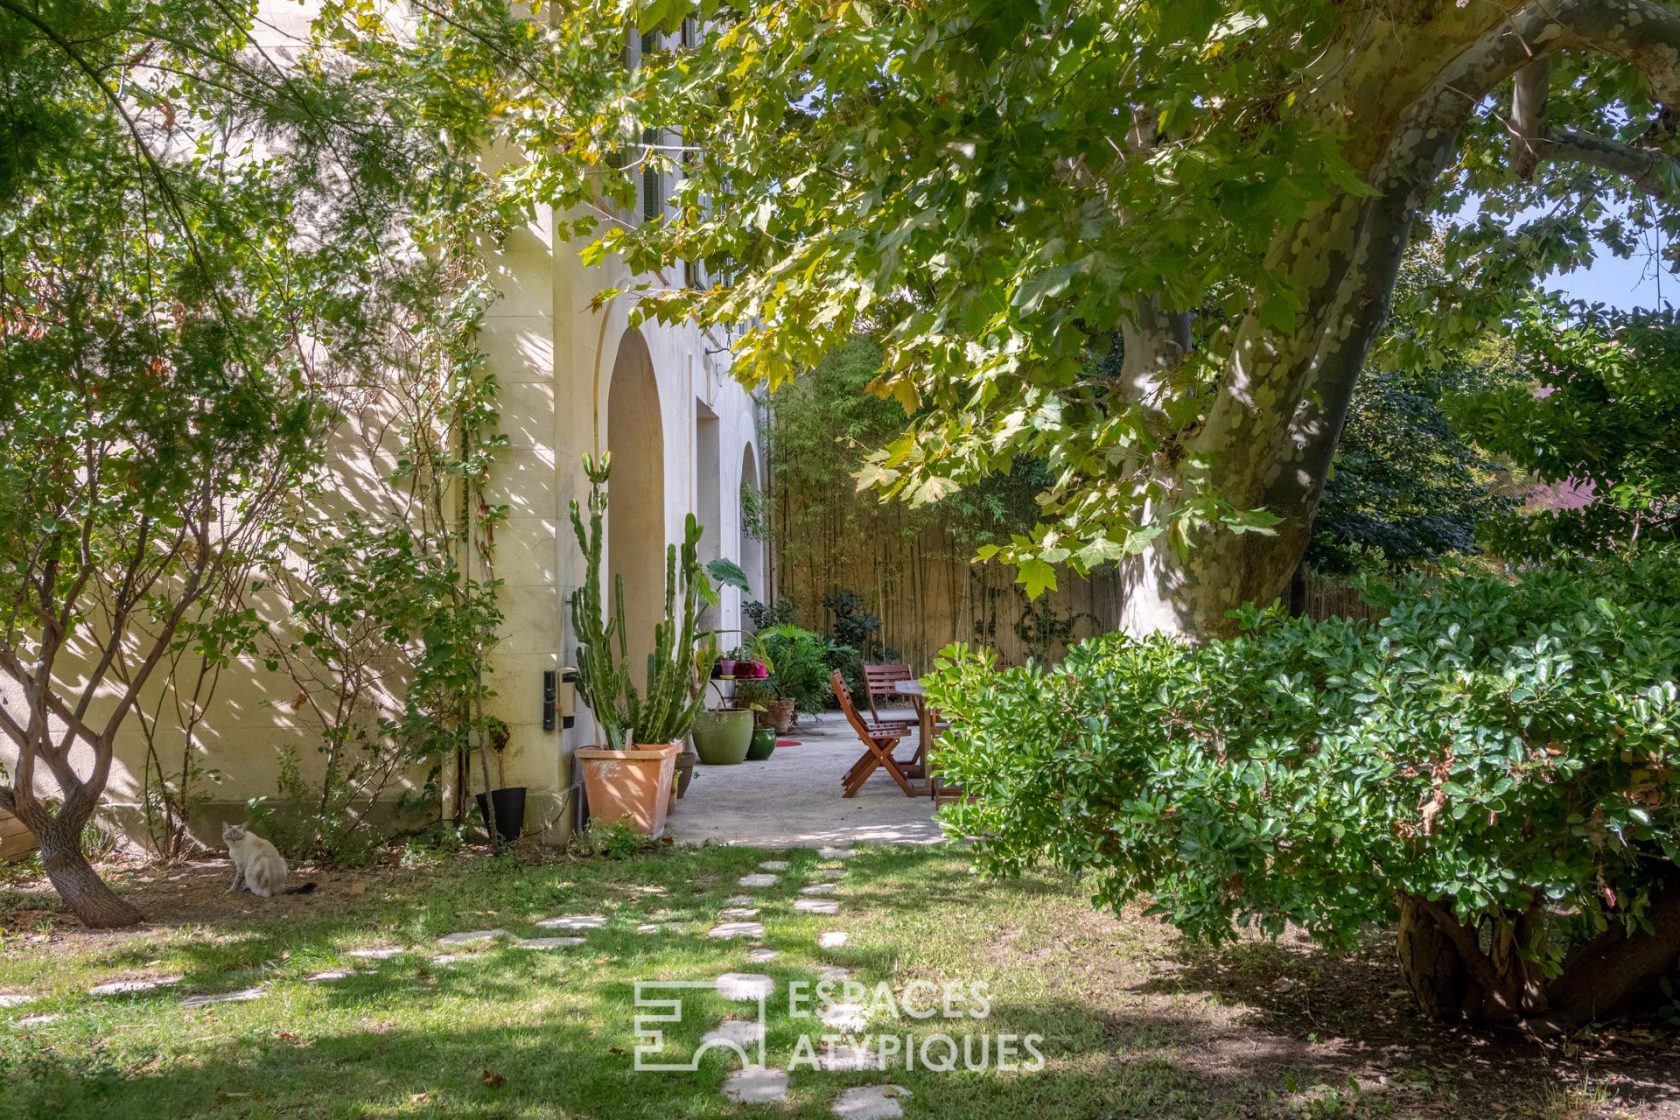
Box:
[746,624,851,714]
[928,552,1680,1028]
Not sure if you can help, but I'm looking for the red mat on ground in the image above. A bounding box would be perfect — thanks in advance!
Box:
[775,740,801,747]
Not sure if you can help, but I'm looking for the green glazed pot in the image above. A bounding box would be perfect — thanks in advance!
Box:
[692,708,753,765]
[745,726,777,762]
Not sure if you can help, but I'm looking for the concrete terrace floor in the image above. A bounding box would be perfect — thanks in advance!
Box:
[666,710,946,847]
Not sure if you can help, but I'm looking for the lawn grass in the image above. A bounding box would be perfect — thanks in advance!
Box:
[0,842,1670,1119]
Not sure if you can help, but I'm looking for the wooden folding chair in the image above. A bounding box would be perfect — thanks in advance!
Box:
[831,670,920,798]
[862,661,914,723]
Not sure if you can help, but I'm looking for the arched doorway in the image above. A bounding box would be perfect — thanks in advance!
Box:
[606,330,665,685]
[739,443,766,612]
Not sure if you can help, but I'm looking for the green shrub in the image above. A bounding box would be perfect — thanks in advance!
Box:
[749,624,852,714]
[928,551,1680,1028]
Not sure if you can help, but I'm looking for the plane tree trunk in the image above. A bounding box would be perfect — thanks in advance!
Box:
[1119,0,1680,638]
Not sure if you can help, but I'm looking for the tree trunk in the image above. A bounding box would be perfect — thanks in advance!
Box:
[1396,882,1680,1032]
[1545,869,1680,1027]
[34,815,143,929]
[1397,894,1470,1021]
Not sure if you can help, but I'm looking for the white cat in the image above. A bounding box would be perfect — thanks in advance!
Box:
[222,823,317,897]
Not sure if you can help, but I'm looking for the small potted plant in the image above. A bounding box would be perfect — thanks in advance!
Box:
[734,625,831,734]
[570,454,716,838]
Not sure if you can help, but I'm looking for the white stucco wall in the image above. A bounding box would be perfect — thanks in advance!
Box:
[0,9,765,849]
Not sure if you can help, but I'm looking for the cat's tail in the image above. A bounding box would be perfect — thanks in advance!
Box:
[284,882,319,895]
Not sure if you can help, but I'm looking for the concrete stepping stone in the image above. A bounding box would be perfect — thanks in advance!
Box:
[720,906,761,919]
[817,931,848,950]
[817,1042,882,1071]
[816,847,857,859]
[744,947,780,963]
[724,894,756,906]
[800,883,840,896]
[514,936,584,950]
[715,973,774,1000]
[90,977,181,997]
[708,921,764,940]
[181,987,264,1008]
[535,914,608,930]
[0,994,36,1008]
[430,954,470,966]
[723,1067,788,1104]
[737,873,779,888]
[346,947,405,960]
[306,970,352,982]
[635,922,665,934]
[833,1085,910,1119]
[703,1019,766,1048]
[18,1014,60,1027]
[758,860,790,871]
[819,1001,869,1032]
[437,929,506,945]
[818,966,853,981]
[795,898,841,915]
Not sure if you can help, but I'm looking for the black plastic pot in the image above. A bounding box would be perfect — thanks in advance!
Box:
[475,787,527,843]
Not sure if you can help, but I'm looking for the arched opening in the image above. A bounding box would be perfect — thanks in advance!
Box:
[694,400,722,631]
[739,443,766,615]
[606,330,666,687]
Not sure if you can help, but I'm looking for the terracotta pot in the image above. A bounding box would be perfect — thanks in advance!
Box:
[577,743,679,838]
[757,698,796,735]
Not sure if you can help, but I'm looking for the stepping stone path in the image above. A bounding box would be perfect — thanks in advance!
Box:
[635,923,667,934]
[346,948,405,960]
[536,914,608,930]
[720,906,761,919]
[724,1067,788,1105]
[817,1042,882,1071]
[90,977,180,997]
[833,1085,910,1120]
[0,994,35,1008]
[795,898,841,915]
[819,1001,869,1032]
[514,936,584,950]
[757,860,790,871]
[715,973,774,1000]
[816,847,857,859]
[818,966,853,981]
[814,868,846,879]
[736,873,780,888]
[430,954,469,967]
[702,1019,765,1048]
[744,947,780,963]
[708,921,764,940]
[800,883,840,896]
[307,970,352,983]
[437,929,505,945]
[182,987,264,1009]
[724,895,757,906]
[818,931,849,949]
[18,1014,60,1027]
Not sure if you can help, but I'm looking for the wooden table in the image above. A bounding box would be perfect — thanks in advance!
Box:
[898,680,941,798]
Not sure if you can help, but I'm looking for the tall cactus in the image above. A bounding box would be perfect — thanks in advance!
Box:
[568,453,716,749]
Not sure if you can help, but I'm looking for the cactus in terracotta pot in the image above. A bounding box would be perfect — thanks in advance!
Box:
[568,453,716,750]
